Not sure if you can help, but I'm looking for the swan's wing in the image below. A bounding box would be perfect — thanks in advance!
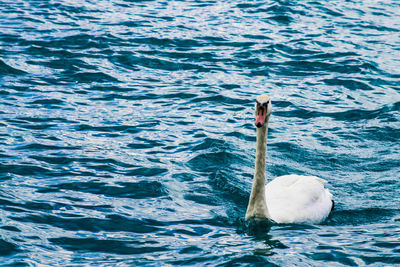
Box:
[265,175,333,224]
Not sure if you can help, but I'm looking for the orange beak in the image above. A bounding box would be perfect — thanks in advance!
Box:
[255,106,266,128]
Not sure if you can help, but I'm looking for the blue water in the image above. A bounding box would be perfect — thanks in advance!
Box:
[0,0,399,265]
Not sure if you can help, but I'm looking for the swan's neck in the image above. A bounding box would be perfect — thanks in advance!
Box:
[246,121,270,220]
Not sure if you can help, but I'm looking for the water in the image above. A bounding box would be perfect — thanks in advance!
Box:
[0,0,399,265]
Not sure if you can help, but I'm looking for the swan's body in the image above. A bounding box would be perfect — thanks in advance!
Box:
[265,175,333,224]
[246,95,333,224]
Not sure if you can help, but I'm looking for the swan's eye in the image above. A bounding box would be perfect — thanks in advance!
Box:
[263,101,270,113]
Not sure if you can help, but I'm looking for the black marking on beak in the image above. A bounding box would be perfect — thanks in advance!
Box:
[258,100,269,116]
[264,101,269,115]
[258,106,264,116]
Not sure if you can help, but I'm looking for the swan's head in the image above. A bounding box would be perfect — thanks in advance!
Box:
[254,95,271,128]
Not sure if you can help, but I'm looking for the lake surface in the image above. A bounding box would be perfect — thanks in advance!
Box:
[0,0,399,265]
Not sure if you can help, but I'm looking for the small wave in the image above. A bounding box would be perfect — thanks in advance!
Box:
[38,180,167,199]
[324,208,399,226]
[0,59,27,75]
[15,143,81,151]
[0,163,52,176]
[29,98,65,106]
[114,53,210,72]
[70,71,119,83]
[49,237,168,255]
[76,124,141,133]
[188,151,248,173]
[274,105,393,121]
[0,239,20,256]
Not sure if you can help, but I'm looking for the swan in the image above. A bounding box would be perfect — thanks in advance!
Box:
[246,95,334,224]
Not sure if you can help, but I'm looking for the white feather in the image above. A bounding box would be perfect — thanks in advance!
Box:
[265,175,333,224]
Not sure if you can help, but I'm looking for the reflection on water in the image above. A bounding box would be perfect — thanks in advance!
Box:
[0,0,399,265]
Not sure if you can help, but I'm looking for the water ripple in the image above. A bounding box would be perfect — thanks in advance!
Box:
[0,0,399,265]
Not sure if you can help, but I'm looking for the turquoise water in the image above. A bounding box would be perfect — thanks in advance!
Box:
[1,0,399,265]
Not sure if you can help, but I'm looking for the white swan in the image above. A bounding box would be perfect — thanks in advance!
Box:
[246,95,334,224]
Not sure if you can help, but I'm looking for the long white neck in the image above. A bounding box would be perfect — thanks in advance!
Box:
[245,120,270,220]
